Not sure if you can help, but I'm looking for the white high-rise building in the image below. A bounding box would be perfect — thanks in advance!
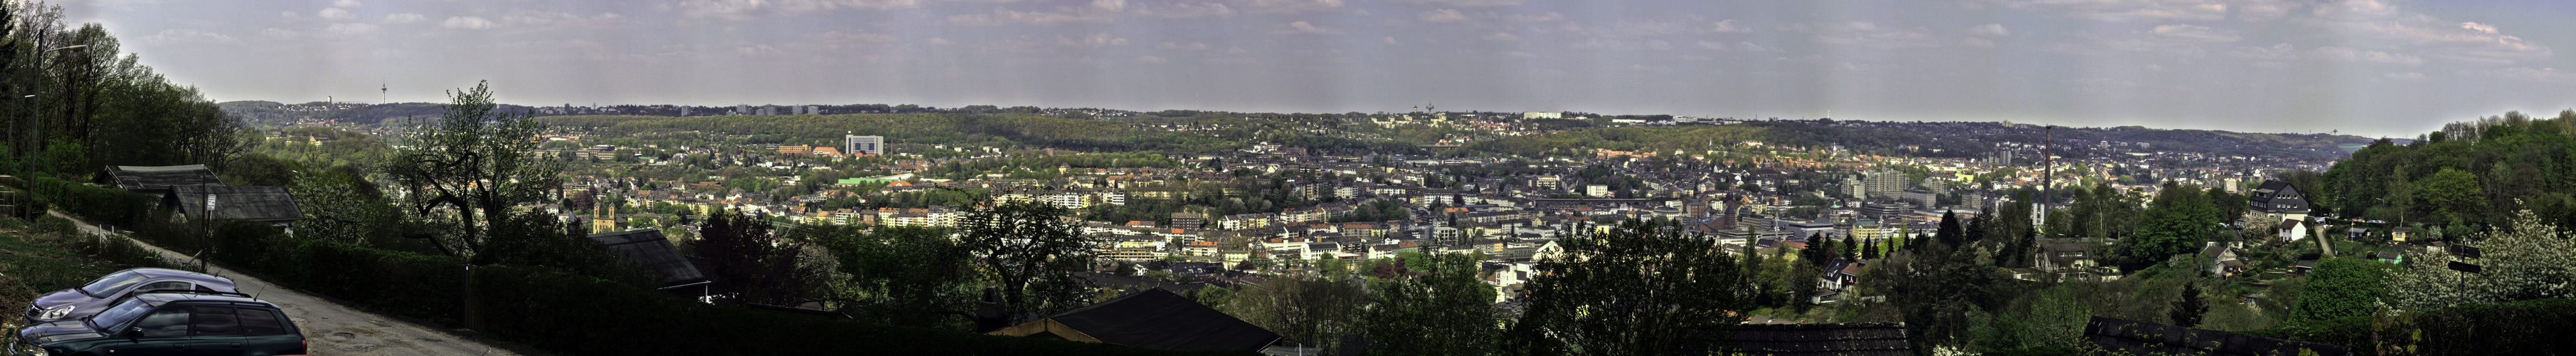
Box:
[845,135,885,156]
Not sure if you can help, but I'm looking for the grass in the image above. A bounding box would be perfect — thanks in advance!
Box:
[0,215,183,330]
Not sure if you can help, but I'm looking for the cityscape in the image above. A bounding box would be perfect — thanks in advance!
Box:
[0,1,2570,355]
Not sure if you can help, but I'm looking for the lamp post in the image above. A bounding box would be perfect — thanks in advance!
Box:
[24,43,89,178]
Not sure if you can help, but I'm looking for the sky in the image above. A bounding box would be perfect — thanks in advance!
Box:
[62,0,2576,137]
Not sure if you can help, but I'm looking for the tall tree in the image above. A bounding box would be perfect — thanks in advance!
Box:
[1360,252,1499,356]
[382,81,561,263]
[958,199,1099,320]
[810,225,973,328]
[2124,182,2219,271]
[2170,282,2207,328]
[1501,219,1749,355]
[692,209,809,305]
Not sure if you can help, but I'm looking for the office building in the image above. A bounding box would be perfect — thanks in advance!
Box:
[845,135,886,156]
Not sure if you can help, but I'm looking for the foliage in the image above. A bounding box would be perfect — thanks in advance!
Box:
[2387,209,2576,312]
[1500,220,1748,355]
[467,264,1247,356]
[2290,258,2393,323]
[806,225,977,328]
[24,176,152,226]
[958,199,1098,319]
[285,164,405,246]
[1219,275,1369,355]
[0,6,250,179]
[1887,212,2008,352]
[693,208,815,305]
[2121,182,2220,271]
[2170,281,2207,328]
[381,81,563,263]
[1361,252,1499,356]
[2322,110,2576,229]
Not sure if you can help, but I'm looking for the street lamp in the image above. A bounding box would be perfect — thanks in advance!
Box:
[25,43,90,178]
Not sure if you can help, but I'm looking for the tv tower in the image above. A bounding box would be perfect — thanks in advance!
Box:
[381,82,388,105]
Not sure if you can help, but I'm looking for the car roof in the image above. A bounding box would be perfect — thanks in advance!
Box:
[128,292,277,310]
[119,268,238,287]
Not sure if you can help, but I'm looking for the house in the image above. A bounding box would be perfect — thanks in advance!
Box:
[165,185,304,232]
[987,289,1284,352]
[101,165,226,194]
[2391,226,2415,242]
[2202,243,2242,278]
[2245,179,2311,223]
[586,229,712,299]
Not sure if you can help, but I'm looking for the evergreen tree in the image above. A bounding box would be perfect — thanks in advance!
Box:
[2171,282,2208,328]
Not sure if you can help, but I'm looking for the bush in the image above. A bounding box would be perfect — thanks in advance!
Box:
[2244,298,2576,355]
[469,265,1244,355]
[25,177,154,226]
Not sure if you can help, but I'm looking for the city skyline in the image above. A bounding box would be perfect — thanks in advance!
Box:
[70,0,2576,137]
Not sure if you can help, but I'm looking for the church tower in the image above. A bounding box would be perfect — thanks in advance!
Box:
[593,194,618,234]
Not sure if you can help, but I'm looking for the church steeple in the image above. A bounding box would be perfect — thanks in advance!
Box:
[593,194,619,234]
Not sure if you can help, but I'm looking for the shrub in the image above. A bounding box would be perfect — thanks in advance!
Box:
[469,265,1246,355]
[25,177,153,226]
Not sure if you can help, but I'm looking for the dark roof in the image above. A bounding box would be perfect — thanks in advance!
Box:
[586,229,709,288]
[1690,323,1912,356]
[2083,316,2353,356]
[1017,288,1279,352]
[102,165,225,192]
[2247,180,2310,214]
[168,185,303,223]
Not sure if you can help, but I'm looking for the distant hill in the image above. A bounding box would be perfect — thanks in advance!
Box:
[220,100,530,127]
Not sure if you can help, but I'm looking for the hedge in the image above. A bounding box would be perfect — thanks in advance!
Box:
[25,177,153,226]
[152,219,1246,355]
[2244,298,2576,355]
[470,265,1249,355]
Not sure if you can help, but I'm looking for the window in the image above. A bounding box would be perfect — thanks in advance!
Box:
[139,281,191,293]
[133,307,191,337]
[238,308,289,336]
[189,306,240,337]
[78,271,149,297]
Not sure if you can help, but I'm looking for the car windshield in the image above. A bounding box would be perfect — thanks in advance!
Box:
[77,271,149,298]
[85,298,157,332]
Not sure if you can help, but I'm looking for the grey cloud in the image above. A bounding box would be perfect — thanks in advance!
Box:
[1389,0,1522,7]
[1997,0,2228,23]
[442,16,494,30]
[1710,19,1751,33]
[383,13,428,24]
[2149,24,2237,42]
[1418,9,1465,23]
[948,7,1113,26]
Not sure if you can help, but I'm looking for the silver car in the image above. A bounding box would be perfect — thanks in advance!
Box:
[22,268,238,325]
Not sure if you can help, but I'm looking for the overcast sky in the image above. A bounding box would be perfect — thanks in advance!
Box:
[65,0,2576,137]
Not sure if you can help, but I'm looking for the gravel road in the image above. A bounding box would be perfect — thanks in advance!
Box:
[53,211,524,356]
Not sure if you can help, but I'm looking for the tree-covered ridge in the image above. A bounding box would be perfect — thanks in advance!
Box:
[2323,110,2576,230]
[541,114,1274,153]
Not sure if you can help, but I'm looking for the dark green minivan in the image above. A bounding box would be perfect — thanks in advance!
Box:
[12,290,305,356]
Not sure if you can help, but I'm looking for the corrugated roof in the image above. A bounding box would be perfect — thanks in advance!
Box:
[586,229,707,288]
[2083,316,2353,356]
[105,165,225,192]
[168,185,303,223]
[1017,288,1279,352]
[1697,323,1912,356]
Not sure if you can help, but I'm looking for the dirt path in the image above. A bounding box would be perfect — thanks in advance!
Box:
[52,211,524,356]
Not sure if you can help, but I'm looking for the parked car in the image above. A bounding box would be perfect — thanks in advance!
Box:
[24,268,238,325]
[13,290,305,356]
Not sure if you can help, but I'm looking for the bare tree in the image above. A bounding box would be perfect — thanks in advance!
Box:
[381,80,561,263]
